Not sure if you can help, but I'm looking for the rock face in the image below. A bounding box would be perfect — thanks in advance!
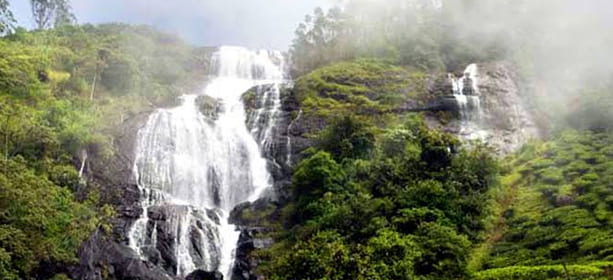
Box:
[237,83,308,279]
[478,62,542,153]
[69,111,175,280]
[139,205,223,276]
[196,95,223,121]
[72,109,229,280]
[228,198,280,280]
[242,83,312,201]
[426,62,542,155]
[71,229,173,280]
[185,270,223,280]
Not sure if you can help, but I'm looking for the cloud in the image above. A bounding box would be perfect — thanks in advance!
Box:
[12,0,336,50]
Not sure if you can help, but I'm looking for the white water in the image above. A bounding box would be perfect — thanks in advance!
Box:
[248,84,282,155]
[128,46,285,278]
[450,63,487,141]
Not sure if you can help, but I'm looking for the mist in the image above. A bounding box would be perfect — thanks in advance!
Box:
[445,0,613,107]
[301,0,613,127]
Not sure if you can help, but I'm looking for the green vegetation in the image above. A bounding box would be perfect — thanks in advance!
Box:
[293,59,429,138]
[0,23,204,279]
[289,1,507,76]
[462,131,613,279]
[481,131,613,268]
[255,113,499,280]
[0,157,108,279]
[0,0,611,279]
[475,262,613,280]
[250,42,613,279]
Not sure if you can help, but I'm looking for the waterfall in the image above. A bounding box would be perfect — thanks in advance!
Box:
[78,149,88,178]
[248,84,282,155]
[128,46,285,279]
[449,63,487,141]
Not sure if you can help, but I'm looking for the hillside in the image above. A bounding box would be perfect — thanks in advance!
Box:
[0,23,208,279]
[0,0,612,279]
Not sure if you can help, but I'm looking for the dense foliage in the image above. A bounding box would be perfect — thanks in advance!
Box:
[255,113,499,280]
[0,0,611,279]
[295,59,428,117]
[289,0,508,76]
[483,131,613,268]
[0,23,204,279]
[0,158,103,279]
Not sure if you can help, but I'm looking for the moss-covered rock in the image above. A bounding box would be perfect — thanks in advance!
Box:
[195,94,222,120]
[290,59,430,145]
[295,59,428,119]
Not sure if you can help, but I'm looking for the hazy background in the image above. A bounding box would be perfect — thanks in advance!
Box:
[10,0,336,50]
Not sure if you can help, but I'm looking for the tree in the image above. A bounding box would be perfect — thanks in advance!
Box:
[319,115,375,160]
[364,230,421,280]
[0,157,97,277]
[414,223,471,279]
[293,151,346,200]
[30,0,74,29]
[0,0,15,35]
[53,0,75,27]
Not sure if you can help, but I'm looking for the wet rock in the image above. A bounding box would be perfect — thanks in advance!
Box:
[426,62,542,155]
[80,111,151,240]
[186,270,223,280]
[476,62,542,154]
[68,111,171,280]
[231,231,256,280]
[231,229,270,280]
[253,238,274,249]
[241,83,310,201]
[229,198,280,280]
[143,205,223,275]
[229,197,279,227]
[196,95,223,121]
[69,230,172,280]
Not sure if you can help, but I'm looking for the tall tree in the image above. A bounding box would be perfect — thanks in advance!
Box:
[31,0,54,29]
[0,0,15,35]
[30,0,74,29]
[53,0,75,27]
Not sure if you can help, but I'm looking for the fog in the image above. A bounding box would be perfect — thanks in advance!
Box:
[334,0,613,120]
[11,0,612,113]
[446,0,613,98]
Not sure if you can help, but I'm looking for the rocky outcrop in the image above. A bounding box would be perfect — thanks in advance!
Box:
[69,110,169,279]
[196,95,223,121]
[426,62,542,155]
[82,111,150,242]
[242,83,312,201]
[477,62,542,153]
[71,229,173,280]
[185,270,223,280]
[229,198,280,280]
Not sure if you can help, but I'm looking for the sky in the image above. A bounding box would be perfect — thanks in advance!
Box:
[11,0,336,50]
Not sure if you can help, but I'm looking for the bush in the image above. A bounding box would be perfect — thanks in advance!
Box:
[0,158,97,277]
[475,264,607,280]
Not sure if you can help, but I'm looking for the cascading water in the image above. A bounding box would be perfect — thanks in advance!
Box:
[449,63,487,141]
[247,83,282,156]
[128,46,285,279]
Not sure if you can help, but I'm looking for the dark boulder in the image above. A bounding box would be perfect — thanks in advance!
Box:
[69,230,172,280]
[185,270,223,280]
